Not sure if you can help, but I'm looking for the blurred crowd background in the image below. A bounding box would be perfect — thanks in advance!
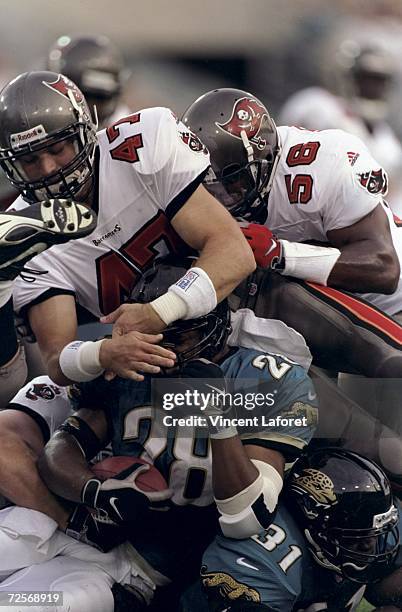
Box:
[2,0,402,206]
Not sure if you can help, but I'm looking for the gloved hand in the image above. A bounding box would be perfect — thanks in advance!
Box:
[81,460,173,524]
[240,222,283,269]
[66,504,126,552]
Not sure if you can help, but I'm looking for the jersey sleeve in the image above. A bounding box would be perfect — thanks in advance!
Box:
[12,245,76,315]
[229,350,318,461]
[7,375,72,442]
[323,131,387,232]
[104,107,211,220]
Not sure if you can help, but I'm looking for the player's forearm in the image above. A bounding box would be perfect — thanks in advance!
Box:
[196,233,256,302]
[38,433,95,503]
[210,436,259,499]
[327,240,400,293]
[0,433,69,528]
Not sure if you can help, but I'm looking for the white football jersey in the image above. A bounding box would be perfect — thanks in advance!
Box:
[12,107,210,317]
[279,87,402,211]
[269,126,402,314]
[270,126,383,239]
[8,375,72,441]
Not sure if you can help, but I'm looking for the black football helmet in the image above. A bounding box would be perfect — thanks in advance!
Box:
[130,255,232,365]
[181,88,280,224]
[336,42,395,122]
[0,71,97,204]
[47,35,125,127]
[285,448,399,583]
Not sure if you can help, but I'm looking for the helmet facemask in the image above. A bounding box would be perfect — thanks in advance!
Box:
[306,506,399,583]
[286,448,400,585]
[0,81,98,204]
[160,301,232,367]
[204,125,281,224]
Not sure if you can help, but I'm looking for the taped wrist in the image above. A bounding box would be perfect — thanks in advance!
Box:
[57,415,103,461]
[59,340,105,382]
[215,460,283,539]
[167,267,217,321]
[280,240,341,285]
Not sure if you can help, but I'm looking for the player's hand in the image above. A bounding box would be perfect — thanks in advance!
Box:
[81,461,173,524]
[99,331,176,382]
[101,303,165,335]
[179,359,235,439]
[66,504,126,552]
[240,222,283,269]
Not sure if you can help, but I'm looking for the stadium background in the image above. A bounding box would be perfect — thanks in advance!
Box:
[1,1,402,609]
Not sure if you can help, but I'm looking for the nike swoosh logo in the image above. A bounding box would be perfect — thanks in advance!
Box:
[109,497,123,521]
[264,239,277,256]
[308,391,317,401]
[236,557,259,571]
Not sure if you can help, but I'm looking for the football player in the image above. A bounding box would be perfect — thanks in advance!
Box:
[30,256,318,608]
[279,43,402,214]
[0,72,255,405]
[0,377,155,612]
[182,87,401,313]
[199,447,401,612]
[182,88,402,439]
[47,34,130,130]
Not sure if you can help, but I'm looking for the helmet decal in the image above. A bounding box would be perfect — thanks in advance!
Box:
[293,468,337,505]
[216,97,268,150]
[10,124,47,149]
[43,74,84,106]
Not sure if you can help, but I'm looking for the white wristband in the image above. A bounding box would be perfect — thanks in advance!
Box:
[59,340,105,382]
[168,267,217,320]
[280,240,341,285]
[150,291,188,326]
[150,266,217,325]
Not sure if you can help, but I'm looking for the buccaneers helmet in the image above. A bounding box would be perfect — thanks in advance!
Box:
[0,71,97,204]
[285,448,399,583]
[130,255,232,365]
[47,35,125,127]
[181,88,280,223]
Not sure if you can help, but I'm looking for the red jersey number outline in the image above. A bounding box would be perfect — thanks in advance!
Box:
[107,113,144,163]
[96,212,189,314]
[284,141,320,205]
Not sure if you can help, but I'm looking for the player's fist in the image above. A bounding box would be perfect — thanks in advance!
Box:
[81,461,173,524]
[240,222,283,269]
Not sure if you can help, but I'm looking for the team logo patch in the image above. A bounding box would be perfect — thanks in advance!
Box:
[292,468,337,505]
[358,168,388,196]
[179,130,208,154]
[282,401,318,426]
[26,383,61,402]
[216,97,268,150]
[200,566,260,602]
[175,269,199,291]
